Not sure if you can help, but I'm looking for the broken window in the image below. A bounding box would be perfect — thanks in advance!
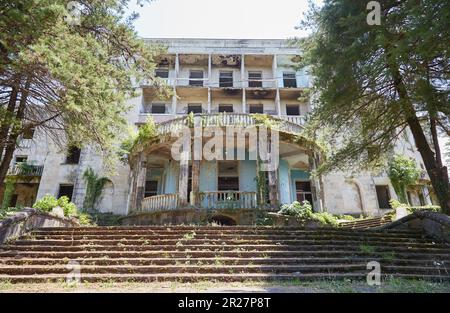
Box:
[187,104,202,114]
[248,71,262,87]
[58,184,74,201]
[286,104,300,116]
[15,156,28,164]
[218,104,233,113]
[283,72,297,88]
[151,103,166,114]
[189,70,204,86]
[219,71,233,87]
[375,185,391,209]
[249,104,264,114]
[155,68,169,79]
[66,146,81,164]
[295,181,313,207]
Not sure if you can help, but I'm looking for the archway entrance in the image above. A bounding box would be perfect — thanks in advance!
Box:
[209,215,237,226]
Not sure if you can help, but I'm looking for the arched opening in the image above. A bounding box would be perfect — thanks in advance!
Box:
[209,215,237,226]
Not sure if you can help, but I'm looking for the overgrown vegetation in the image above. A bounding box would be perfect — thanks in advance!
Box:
[388,155,421,204]
[33,195,77,217]
[278,200,339,226]
[389,199,441,214]
[0,176,16,209]
[83,167,110,210]
[119,117,158,161]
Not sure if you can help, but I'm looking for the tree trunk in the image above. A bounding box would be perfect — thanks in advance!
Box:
[0,76,31,184]
[0,85,18,158]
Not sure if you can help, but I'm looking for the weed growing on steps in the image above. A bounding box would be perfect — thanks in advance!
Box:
[359,244,376,254]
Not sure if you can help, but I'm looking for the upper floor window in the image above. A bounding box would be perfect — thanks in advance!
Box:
[249,104,264,114]
[375,185,391,209]
[58,184,74,202]
[219,71,233,87]
[187,104,202,114]
[189,70,204,86]
[66,146,81,164]
[248,71,262,88]
[151,103,166,114]
[286,104,300,116]
[155,68,169,79]
[283,72,297,88]
[219,104,234,113]
[15,156,28,164]
[23,127,35,140]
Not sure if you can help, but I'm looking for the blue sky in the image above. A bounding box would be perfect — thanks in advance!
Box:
[126,0,316,39]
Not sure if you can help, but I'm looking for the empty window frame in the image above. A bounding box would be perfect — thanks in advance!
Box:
[187,104,202,114]
[66,146,81,164]
[189,70,204,86]
[218,161,239,191]
[248,71,262,87]
[283,72,297,88]
[155,68,169,79]
[145,180,158,198]
[15,156,28,164]
[286,104,300,116]
[295,181,313,207]
[375,185,391,209]
[58,184,74,201]
[151,103,166,114]
[249,104,264,114]
[219,71,233,87]
[218,104,234,113]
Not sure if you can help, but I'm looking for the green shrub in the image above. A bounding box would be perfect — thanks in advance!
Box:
[78,213,95,226]
[278,201,339,226]
[57,196,78,217]
[33,194,58,212]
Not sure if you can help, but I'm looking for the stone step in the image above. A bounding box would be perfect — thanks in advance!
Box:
[0,264,447,275]
[1,250,448,260]
[0,257,446,267]
[12,238,446,248]
[0,272,447,283]
[2,243,448,253]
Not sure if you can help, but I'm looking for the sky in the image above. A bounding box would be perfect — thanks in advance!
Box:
[126,0,315,39]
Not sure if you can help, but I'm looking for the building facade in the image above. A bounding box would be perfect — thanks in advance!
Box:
[0,39,437,224]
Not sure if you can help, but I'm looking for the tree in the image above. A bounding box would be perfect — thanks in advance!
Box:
[388,155,421,204]
[0,0,169,184]
[298,0,450,214]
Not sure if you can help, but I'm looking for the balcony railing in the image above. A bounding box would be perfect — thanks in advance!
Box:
[140,193,179,212]
[195,191,258,210]
[7,164,44,176]
[155,113,304,136]
[279,115,306,126]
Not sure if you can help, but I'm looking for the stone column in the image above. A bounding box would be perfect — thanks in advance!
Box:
[308,152,323,212]
[268,134,280,208]
[190,160,200,206]
[178,158,189,206]
[134,154,147,211]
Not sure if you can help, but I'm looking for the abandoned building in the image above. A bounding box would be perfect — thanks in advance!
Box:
[0,38,438,225]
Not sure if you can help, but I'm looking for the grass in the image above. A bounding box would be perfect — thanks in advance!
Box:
[0,278,448,293]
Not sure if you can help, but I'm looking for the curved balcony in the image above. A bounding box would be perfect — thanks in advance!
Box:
[155,113,304,136]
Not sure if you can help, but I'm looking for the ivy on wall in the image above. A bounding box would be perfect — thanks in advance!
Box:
[1,176,16,209]
[83,167,111,210]
[388,155,421,204]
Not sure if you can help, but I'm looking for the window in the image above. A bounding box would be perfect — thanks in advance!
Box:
[295,181,313,207]
[219,71,233,87]
[9,194,18,208]
[66,146,81,164]
[249,104,264,114]
[151,103,166,114]
[15,156,28,164]
[283,72,297,88]
[189,70,203,86]
[187,104,202,114]
[155,68,169,79]
[218,104,233,113]
[145,180,158,197]
[286,104,300,116]
[248,71,262,87]
[218,161,239,191]
[375,185,391,209]
[58,184,74,201]
[23,128,35,139]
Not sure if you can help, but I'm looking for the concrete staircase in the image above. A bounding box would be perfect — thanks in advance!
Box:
[0,226,449,283]
[339,215,393,230]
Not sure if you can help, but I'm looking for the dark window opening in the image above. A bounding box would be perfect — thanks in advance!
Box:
[218,104,233,113]
[66,146,81,164]
[151,103,166,114]
[23,128,35,140]
[283,72,297,88]
[249,104,264,114]
[209,215,236,226]
[15,156,28,164]
[295,181,313,207]
[286,105,300,116]
[248,72,262,87]
[218,161,239,191]
[187,104,202,114]
[189,70,204,86]
[418,192,426,206]
[10,194,18,208]
[219,71,233,87]
[145,180,158,198]
[155,68,169,79]
[375,185,391,209]
[58,184,74,201]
